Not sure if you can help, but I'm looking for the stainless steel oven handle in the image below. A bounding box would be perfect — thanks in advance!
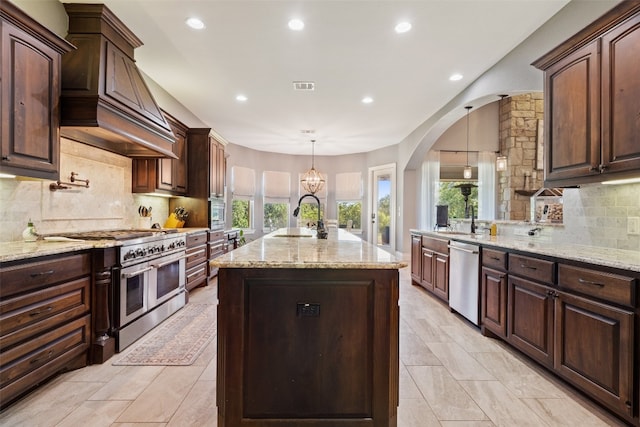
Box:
[151,254,189,269]
[122,266,153,278]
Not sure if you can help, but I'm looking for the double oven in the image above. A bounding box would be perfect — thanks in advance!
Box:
[60,230,188,351]
[116,232,187,351]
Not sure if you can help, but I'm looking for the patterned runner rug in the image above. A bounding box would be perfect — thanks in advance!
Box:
[112,303,216,366]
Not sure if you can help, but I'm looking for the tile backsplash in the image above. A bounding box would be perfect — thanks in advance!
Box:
[0,139,170,242]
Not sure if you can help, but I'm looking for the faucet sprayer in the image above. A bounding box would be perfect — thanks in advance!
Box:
[294,193,328,239]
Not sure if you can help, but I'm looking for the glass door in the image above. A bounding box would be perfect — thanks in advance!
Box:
[369,164,396,252]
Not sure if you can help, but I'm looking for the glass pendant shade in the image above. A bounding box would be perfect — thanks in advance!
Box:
[463,106,472,179]
[301,140,325,194]
[496,155,507,171]
[463,165,472,179]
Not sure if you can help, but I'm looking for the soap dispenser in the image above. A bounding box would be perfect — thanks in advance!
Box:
[22,219,38,242]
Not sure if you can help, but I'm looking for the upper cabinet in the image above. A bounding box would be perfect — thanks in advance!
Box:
[210,136,226,198]
[0,2,74,180]
[533,2,640,186]
[132,112,188,195]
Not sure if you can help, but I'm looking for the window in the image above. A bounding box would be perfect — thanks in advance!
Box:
[335,172,363,230]
[337,201,361,229]
[231,166,255,229]
[298,202,325,227]
[438,181,478,219]
[263,171,291,231]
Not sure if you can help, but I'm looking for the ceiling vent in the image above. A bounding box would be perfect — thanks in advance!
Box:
[293,81,315,91]
[300,129,316,135]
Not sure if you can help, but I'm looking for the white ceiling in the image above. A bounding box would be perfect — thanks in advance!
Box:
[63,0,571,156]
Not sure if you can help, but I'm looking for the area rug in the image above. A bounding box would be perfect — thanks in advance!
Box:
[112,303,216,366]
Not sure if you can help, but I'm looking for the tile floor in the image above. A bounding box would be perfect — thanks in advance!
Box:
[0,267,629,426]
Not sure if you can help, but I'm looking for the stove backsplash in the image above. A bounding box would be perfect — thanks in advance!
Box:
[0,138,170,242]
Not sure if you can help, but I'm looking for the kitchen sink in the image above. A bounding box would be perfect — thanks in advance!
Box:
[271,228,315,237]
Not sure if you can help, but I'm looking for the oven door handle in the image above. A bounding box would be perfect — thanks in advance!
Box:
[122,266,153,278]
[151,254,189,269]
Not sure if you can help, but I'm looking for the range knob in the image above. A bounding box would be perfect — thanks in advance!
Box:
[168,242,176,250]
[136,248,145,257]
[124,250,135,260]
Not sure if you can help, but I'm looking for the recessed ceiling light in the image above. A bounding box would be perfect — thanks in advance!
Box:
[288,19,304,31]
[185,17,205,30]
[362,96,374,104]
[236,94,248,102]
[449,73,463,81]
[395,22,412,33]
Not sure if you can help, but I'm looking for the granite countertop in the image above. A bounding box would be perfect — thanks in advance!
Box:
[211,227,407,269]
[411,229,640,273]
[0,227,209,263]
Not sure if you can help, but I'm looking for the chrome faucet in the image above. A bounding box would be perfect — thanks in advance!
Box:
[293,193,328,239]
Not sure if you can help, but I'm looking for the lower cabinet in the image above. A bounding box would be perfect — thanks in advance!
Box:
[207,229,225,281]
[481,266,508,338]
[507,276,555,368]
[186,232,208,293]
[415,236,449,303]
[0,252,92,408]
[410,234,421,284]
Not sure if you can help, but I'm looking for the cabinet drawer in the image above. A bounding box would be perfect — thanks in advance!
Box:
[185,246,207,270]
[0,277,91,349]
[422,236,448,254]
[208,241,225,259]
[482,248,507,271]
[558,264,635,307]
[0,253,91,298]
[208,230,224,243]
[186,264,207,286]
[0,314,90,402]
[187,232,207,246]
[509,254,555,284]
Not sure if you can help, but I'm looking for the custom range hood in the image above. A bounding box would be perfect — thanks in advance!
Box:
[60,3,177,159]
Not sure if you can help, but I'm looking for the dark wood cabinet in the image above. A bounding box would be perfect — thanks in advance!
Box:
[554,290,634,418]
[207,229,225,282]
[533,2,640,186]
[481,248,508,338]
[186,232,208,293]
[209,136,226,198]
[217,267,399,426]
[417,236,449,302]
[0,252,92,408]
[507,275,555,368]
[410,234,421,284]
[0,2,74,180]
[132,112,188,195]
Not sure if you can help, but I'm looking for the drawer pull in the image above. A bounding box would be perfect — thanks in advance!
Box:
[520,264,537,270]
[187,268,205,279]
[490,256,501,261]
[578,278,605,287]
[30,270,54,278]
[30,350,54,364]
[188,249,207,257]
[29,306,53,317]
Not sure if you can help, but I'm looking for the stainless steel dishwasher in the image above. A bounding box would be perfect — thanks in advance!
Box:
[448,240,480,325]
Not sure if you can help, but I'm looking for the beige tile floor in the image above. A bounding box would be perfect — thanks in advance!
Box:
[0,267,629,426]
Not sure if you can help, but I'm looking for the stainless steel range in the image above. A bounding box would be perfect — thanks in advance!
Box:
[61,230,187,351]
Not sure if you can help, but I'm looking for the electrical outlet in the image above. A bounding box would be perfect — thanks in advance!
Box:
[628,217,640,235]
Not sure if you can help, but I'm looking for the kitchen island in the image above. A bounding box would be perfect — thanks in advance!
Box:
[211,228,407,427]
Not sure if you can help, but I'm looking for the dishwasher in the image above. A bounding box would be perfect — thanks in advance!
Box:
[448,240,480,325]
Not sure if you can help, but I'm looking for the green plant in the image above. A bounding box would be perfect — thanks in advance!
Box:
[238,229,246,246]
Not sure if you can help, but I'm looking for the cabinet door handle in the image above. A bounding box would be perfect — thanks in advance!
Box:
[598,164,608,173]
[1,156,8,161]
[30,270,55,278]
[520,264,537,270]
[578,278,605,287]
[29,306,53,317]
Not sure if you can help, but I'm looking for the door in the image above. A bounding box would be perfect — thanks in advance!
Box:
[369,164,395,252]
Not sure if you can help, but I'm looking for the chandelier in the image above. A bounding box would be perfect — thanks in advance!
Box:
[301,139,325,194]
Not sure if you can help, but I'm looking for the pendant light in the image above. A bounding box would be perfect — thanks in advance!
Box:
[496,95,508,172]
[301,139,325,194]
[463,106,473,179]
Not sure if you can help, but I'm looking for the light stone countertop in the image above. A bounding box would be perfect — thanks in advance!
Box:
[211,227,407,269]
[412,229,640,273]
[0,228,209,263]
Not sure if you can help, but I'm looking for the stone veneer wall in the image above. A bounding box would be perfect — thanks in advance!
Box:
[498,93,544,220]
